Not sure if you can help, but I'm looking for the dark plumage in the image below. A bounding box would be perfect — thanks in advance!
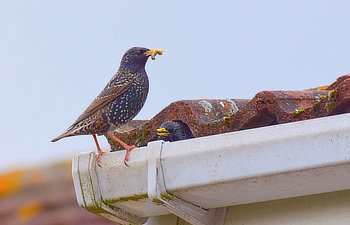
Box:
[52,47,163,164]
[157,121,194,142]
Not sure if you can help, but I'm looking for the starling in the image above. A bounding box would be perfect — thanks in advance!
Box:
[51,47,163,164]
[157,121,194,142]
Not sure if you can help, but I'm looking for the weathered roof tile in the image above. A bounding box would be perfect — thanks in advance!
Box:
[108,74,350,151]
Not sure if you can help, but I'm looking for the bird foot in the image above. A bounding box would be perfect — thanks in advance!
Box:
[96,151,105,167]
[123,145,136,166]
[106,131,137,166]
[92,134,105,167]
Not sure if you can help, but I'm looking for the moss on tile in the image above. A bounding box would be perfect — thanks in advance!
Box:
[326,89,338,113]
[135,128,151,147]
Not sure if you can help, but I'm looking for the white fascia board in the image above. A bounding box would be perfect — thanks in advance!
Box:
[73,113,350,218]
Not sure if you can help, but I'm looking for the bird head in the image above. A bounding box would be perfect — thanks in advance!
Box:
[120,47,163,71]
[157,121,193,142]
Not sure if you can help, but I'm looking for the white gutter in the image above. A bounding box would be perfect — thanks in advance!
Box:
[72,113,350,224]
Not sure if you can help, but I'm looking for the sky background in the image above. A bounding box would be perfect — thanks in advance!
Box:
[1,0,350,172]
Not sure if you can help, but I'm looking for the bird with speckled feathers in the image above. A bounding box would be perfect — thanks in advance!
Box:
[51,47,163,165]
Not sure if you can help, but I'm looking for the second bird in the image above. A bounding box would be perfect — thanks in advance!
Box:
[51,47,163,164]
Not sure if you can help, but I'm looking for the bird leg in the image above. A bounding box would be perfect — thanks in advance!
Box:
[106,131,136,165]
[92,134,104,166]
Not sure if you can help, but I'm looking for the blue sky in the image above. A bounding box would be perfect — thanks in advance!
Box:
[1,0,350,172]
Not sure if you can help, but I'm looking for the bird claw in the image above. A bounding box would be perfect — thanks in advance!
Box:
[96,151,104,167]
[124,160,130,167]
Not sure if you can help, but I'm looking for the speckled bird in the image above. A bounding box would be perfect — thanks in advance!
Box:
[157,121,193,142]
[51,47,163,164]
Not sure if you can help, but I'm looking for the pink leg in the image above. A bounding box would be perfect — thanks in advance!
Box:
[92,134,104,165]
[107,131,136,165]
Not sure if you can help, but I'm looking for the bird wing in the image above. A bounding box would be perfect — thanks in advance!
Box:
[71,71,134,126]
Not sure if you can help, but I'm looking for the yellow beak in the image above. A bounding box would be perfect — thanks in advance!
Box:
[145,49,164,60]
[157,128,169,136]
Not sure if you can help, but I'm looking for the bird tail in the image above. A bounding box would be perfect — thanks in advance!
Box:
[51,131,74,142]
[52,119,94,142]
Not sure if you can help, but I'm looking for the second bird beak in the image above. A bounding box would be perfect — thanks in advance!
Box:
[157,128,169,136]
[145,49,164,60]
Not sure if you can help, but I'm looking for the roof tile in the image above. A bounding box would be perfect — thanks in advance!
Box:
[108,74,350,151]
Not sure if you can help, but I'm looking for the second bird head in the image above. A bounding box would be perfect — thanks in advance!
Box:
[157,121,194,142]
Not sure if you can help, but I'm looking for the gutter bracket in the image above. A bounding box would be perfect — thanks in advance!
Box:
[72,152,148,225]
[147,141,227,225]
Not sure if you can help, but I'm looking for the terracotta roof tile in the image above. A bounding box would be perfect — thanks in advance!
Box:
[108,74,350,151]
